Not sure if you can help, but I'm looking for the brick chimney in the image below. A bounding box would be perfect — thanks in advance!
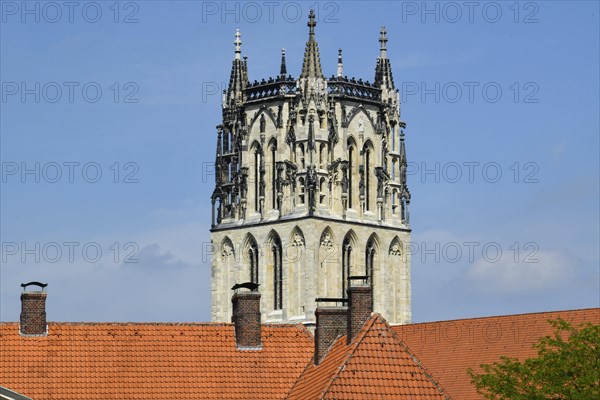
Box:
[314,299,348,365]
[347,279,372,345]
[19,282,48,336]
[231,282,261,349]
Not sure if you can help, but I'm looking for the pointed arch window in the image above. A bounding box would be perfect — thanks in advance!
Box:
[299,177,305,204]
[365,147,371,211]
[254,148,260,212]
[271,143,277,210]
[223,129,230,154]
[366,237,376,301]
[248,240,259,284]
[272,236,283,310]
[366,240,375,278]
[299,143,305,169]
[342,236,352,298]
[319,143,327,168]
[319,177,326,204]
[348,146,354,208]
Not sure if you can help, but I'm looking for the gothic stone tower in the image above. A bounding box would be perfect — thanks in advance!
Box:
[211,11,411,325]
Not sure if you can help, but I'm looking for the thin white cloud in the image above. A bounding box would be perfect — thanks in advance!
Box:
[463,249,581,294]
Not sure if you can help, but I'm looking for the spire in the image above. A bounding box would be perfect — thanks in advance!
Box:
[398,129,410,224]
[227,29,246,105]
[280,48,287,78]
[399,130,407,186]
[379,26,388,58]
[215,126,223,184]
[300,10,323,79]
[234,29,241,60]
[337,48,343,78]
[374,26,395,89]
[308,9,316,36]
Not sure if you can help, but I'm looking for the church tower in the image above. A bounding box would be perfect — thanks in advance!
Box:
[211,12,411,325]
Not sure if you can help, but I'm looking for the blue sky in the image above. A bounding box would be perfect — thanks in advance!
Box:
[1,0,598,323]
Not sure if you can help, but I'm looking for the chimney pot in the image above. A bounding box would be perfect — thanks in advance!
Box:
[231,283,261,349]
[19,282,48,336]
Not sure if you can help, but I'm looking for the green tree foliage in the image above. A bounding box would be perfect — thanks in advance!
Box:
[468,318,599,399]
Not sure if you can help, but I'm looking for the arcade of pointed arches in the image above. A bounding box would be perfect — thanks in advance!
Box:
[220,227,403,305]
[231,108,407,219]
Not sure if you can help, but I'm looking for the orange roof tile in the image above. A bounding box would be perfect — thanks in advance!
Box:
[392,308,600,400]
[0,322,313,400]
[2,309,597,400]
[286,314,449,399]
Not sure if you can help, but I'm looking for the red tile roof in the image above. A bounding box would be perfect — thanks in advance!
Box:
[393,308,600,400]
[1,309,597,400]
[286,314,449,399]
[0,322,313,400]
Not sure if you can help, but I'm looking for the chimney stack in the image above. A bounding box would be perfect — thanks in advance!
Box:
[231,282,261,349]
[347,277,372,344]
[314,298,348,365]
[19,282,48,336]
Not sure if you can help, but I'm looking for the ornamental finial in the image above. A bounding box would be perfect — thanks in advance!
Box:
[308,10,316,36]
[280,48,287,77]
[379,26,388,57]
[234,29,242,59]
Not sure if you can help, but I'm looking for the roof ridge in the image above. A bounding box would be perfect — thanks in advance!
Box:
[381,314,451,399]
[404,307,600,327]
[319,314,378,398]
[347,312,378,351]
[285,326,342,399]
[0,321,312,327]
[0,386,33,400]
[285,352,316,399]
[294,323,315,341]
[312,333,350,399]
